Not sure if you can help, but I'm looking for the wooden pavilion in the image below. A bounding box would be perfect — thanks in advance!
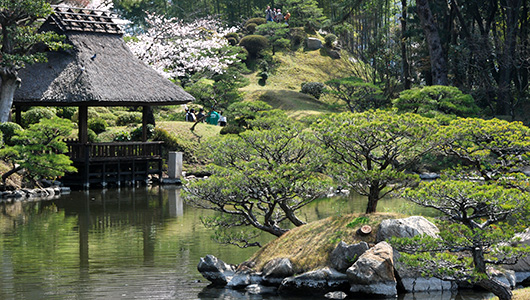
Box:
[12,5,194,188]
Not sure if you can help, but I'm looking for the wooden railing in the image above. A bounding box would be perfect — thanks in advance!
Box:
[67,141,164,161]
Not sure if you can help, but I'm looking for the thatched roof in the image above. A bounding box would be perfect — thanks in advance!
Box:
[13,6,194,107]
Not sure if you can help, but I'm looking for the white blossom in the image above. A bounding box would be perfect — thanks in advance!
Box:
[127,13,240,79]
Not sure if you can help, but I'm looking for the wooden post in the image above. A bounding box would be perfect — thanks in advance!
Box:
[79,105,88,143]
[142,105,148,142]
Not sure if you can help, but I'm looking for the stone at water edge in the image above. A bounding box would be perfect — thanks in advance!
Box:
[197,255,236,286]
[347,241,397,297]
[278,267,349,296]
[329,241,369,273]
[261,257,295,285]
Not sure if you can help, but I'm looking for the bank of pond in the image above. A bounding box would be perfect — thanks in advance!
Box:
[0,187,502,299]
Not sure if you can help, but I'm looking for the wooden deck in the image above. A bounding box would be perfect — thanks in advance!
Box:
[63,141,164,188]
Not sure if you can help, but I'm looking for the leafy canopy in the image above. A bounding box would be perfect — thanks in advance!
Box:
[183,111,330,247]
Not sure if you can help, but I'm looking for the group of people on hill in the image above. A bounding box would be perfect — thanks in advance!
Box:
[265,5,290,24]
[185,106,227,126]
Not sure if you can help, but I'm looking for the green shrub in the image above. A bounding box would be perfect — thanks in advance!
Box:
[239,35,269,57]
[301,82,325,99]
[56,107,77,120]
[220,124,245,135]
[225,32,239,41]
[245,17,266,27]
[116,111,142,126]
[22,107,57,128]
[0,122,22,146]
[131,124,155,141]
[393,85,480,124]
[324,33,337,47]
[227,37,238,46]
[88,118,108,134]
[98,112,118,126]
[152,127,196,163]
[290,27,307,49]
[87,128,98,143]
[273,38,291,50]
[245,22,257,34]
[114,130,131,142]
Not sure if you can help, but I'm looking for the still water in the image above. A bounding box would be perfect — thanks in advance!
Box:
[0,187,493,300]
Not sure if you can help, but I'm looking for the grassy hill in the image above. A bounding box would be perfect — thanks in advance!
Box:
[241,47,354,119]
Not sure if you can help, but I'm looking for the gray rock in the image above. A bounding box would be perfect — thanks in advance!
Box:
[245,284,277,295]
[279,267,349,295]
[347,241,397,297]
[330,241,369,272]
[377,216,439,243]
[324,291,348,299]
[197,255,236,286]
[261,258,294,285]
[226,269,263,289]
[306,37,322,50]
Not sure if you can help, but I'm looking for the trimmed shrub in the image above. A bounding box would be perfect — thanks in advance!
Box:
[225,32,239,41]
[301,82,325,99]
[220,124,245,135]
[114,130,131,142]
[273,38,291,50]
[56,107,77,120]
[227,37,238,46]
[87,128,98,143]
[245,17,266,27]
[152,127,196,163]
[131,124,155,141]
[116,111,142,126]
[290,27,307,49]
[245,22,257,34]
[0,122,23,146]
[88,118,108,134]
[324,33,337,47]
[22,107,57,128]
[239,35,269,57]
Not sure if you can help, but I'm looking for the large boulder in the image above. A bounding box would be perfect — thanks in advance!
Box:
[226,269,263,289]
[503,228,530,283]
[306,37,322,50]
[394,251,455,292]
[329,241,370,273]
[377,216,439,243]
[278,267,349,295]
[197,255,236,286]
[261,258,295,285]
[347,241,397,297]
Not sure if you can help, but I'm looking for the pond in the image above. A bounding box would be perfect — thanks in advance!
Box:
[0,187,494,299]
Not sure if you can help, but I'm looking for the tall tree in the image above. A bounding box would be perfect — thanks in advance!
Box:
[0,0,69,122]
[312,110,439,214]
[415,0,448,85]
[183,112,330,247]
[392,180,530,300]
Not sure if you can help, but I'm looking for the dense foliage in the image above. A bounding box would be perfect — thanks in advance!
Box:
[183,112,330,247]
[312,110,439,213]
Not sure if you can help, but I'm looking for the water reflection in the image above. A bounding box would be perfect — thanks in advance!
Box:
[0,187,493,300]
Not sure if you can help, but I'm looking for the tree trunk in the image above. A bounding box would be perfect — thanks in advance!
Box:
[496,0,521,117]
[365,184,381,214]
[279,202,306,227]
[477,278,512,300]
[0,72,19,123]
[401,0,411,90]
[416,0,449,86]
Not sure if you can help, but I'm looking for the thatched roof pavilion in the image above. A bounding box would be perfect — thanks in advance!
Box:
[14,5,194,143]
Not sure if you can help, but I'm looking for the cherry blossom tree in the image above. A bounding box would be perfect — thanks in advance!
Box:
[126,13,241,80]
